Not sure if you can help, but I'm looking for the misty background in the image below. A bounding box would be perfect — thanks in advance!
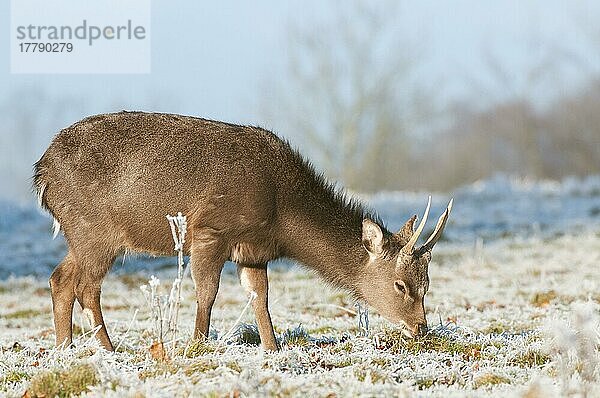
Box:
[2,0,600,203]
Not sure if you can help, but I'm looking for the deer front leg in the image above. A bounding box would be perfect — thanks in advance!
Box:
[237,264,278,351]
[190,241,226,340]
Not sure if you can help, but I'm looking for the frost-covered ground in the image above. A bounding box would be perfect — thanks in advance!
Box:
[0,175,599,397]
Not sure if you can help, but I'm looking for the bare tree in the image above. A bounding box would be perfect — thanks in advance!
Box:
[543,79,600,177]
[262,1,436,191]
[424,38,595,188]
[430,79,600,188]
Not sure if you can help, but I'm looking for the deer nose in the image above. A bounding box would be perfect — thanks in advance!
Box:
[417,323,429,337]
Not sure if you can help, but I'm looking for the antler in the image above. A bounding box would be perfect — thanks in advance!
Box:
[402,197,453,254]
[421,198,453,251]
[402,196,431,254]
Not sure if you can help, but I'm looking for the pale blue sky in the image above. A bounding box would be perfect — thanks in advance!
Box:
[2,1,599,120]
[1,0,599,201]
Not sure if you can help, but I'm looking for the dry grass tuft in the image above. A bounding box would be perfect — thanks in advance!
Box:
[509,350,551,367]
[281,326,311,347]
[180,339,223,358]
[185,360,219,376]
[232,323,261,346]
[353,365,388,384]
[531,290,558,307]
[27,363,98,397]
[473,373,511,389]
[378,329,485,360]
[3,309,44,319]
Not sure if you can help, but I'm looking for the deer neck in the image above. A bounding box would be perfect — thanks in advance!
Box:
[280,200,372,299]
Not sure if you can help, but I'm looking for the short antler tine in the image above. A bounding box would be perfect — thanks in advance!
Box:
[422,198,453,251]
[402,196,431,254]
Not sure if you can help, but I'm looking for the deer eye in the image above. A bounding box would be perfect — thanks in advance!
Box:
[394,281,407,296]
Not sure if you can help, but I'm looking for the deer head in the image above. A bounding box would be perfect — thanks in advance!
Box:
[359,197,453,337]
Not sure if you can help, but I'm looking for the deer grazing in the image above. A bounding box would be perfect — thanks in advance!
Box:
[33,111,452,351]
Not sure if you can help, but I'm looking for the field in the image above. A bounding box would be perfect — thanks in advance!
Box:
[0,176,599,397]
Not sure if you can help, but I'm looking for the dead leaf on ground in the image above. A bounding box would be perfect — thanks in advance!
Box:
[149,341,169,362]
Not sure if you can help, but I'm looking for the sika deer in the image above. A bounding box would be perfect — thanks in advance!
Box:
[33,111,452,351]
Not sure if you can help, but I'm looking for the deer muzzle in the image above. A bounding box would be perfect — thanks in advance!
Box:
[401,321,428,338]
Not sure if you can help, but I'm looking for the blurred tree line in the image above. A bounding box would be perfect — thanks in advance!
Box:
[263,2,600,192]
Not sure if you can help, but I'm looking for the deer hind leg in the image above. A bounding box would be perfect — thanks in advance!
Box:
[49,251,78,348]
[237,264,278,351]
[73,250,116,351]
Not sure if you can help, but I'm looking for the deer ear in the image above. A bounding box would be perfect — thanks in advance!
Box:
[362,219,384,256]
[396,215,417,245]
